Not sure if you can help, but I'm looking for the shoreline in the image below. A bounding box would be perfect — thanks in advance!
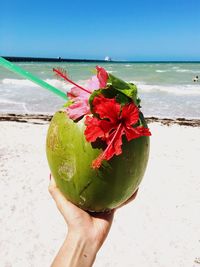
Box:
[0,113,200,127]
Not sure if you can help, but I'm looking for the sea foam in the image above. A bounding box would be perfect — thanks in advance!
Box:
[130,81,200,96]
[1,78,70,90]
[140,84,200,96]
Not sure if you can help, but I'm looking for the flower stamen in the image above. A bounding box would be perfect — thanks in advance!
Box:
[53,68,91,94]
[92,123,123,168]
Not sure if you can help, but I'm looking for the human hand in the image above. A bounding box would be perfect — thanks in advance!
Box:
[49,174,115,251]
[48,174,138,267]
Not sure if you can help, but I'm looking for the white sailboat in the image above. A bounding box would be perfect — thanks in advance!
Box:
[104,56,112,61]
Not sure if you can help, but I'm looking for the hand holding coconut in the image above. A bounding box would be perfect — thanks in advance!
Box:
[47,66,150,266]
[49,175,138,267]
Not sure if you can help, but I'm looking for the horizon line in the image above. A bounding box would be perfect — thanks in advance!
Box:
[2,56,200,63]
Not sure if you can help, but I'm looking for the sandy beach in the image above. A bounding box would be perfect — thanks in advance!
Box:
[0,116,200,267]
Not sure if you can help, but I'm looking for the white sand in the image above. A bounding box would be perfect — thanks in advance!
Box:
[0,121,200,267]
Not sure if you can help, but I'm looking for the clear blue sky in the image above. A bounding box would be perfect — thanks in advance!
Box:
[1,0,200,60]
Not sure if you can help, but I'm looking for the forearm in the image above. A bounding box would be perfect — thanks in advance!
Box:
[51,233,97,267]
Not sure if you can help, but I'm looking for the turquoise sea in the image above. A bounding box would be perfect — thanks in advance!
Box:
[0,62,200,118]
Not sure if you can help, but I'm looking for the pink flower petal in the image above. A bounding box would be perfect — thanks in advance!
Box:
[66,76,101,120]
[96,66,108,88]
[67,100,90,120]
[85,76,100,91]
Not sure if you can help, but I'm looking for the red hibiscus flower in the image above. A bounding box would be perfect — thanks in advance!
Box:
[84,96,151,168]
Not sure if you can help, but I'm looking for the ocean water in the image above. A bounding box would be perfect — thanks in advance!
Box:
[0,62,200,118]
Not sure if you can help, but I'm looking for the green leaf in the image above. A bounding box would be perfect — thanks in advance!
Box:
[89,89,103,106]
[108,74,138,104]
[139,111,148,128]
[108,74,130,89]
[63,100,74,108]
[136,97,141,107]
[115,92,130,106]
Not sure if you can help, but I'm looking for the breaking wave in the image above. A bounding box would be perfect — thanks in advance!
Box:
[1,78,70,90]
[130,81,200,96]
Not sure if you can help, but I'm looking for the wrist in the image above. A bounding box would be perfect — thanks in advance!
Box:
[62,232,98,267]
[67,225,102,251]
[51,231,98,267]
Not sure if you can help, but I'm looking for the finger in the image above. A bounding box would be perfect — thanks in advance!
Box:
[48,176,83,223]
[90,209,115,222]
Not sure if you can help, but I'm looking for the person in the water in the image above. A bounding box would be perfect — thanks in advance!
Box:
[193,75,199,82]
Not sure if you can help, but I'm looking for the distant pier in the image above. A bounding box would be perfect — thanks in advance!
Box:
[2,56,200,63]
[2,56,116,63]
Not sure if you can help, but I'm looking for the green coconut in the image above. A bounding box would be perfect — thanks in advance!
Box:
[46,110,150,212]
